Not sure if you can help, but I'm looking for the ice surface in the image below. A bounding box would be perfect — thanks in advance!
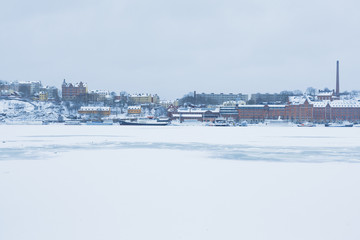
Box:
[1,125,360,240]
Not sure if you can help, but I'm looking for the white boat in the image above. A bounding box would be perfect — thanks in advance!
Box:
[119,117,169,126]
[65,120,81,125]
[214,118,230,126]
[264,116,290,126]
[297,122,316,127]
[325,122,353,127]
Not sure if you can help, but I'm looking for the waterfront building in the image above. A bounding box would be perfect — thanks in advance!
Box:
[128,106,142,115]
[78,106,111,116]
[219,106,239,121]
[237,97,360,123]
[170,108,220,122]
[237,105,268,123]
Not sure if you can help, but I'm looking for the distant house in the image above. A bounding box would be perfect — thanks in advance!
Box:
[89,90,112,102]
[17,81,42,98]
[38,91,48,101]
[129,93,160,104]
[43,86,59,101]
[78,107,111,116]
[317,90,334,101]
[128,106,141,115]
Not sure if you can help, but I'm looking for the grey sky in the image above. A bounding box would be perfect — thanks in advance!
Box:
[1,0,359,99]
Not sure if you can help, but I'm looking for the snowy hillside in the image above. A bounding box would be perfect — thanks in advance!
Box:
[0,99,64,123]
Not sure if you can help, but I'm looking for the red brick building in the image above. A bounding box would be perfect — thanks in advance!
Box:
[62,79,87,101]
[238,98,360,123]
[170,108,220,122]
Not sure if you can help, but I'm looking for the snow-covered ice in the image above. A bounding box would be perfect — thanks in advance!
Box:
[1,125,360,240]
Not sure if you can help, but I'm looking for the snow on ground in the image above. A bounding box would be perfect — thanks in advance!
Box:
[0,99,63,122]
[1,125,360,240]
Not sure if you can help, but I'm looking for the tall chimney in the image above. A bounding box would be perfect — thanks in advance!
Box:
[336,60,340,96]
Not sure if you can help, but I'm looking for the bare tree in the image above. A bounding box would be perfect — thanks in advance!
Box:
[306,87,317,96]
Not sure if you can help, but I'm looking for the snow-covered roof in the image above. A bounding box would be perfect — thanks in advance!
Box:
[268,105,286,108]
[312,101,327,107]
[18,81,41,85]
[177,108,220,113]
[128,106,141,109]
[312,100,360,108]
[130,93,152,97]
[222,100,246,106]
[289,96,306,105]
[79,107,110,111]
[90,90,110,94]
[329,100,360,108]
[238,105,265,108]
[317,91,333,96]
[63,81,87,88]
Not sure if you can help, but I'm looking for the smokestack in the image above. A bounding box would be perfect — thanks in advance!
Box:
[336,60,340,96]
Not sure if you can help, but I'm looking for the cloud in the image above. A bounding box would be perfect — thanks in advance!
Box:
[1,0,360,99]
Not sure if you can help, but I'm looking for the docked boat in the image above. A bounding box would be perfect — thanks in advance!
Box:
[119,117,169,126]
[240,120,248,127]
[325,122,353,127]
[297,122,316,127]
[86,120,113,125]
[156,117,171,123]
[65,120,81,125]
[264,116,290,126]
[214,118,230,126]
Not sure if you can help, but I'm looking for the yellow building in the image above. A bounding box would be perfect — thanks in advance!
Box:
[128,106,141,115]
[39,91,48,101]
[129,94,160,104]
[78,107,111,116]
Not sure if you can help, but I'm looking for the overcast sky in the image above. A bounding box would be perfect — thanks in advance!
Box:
[1,0,359,99]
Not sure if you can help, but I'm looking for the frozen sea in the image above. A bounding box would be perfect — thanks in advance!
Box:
[1,125,360,240]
